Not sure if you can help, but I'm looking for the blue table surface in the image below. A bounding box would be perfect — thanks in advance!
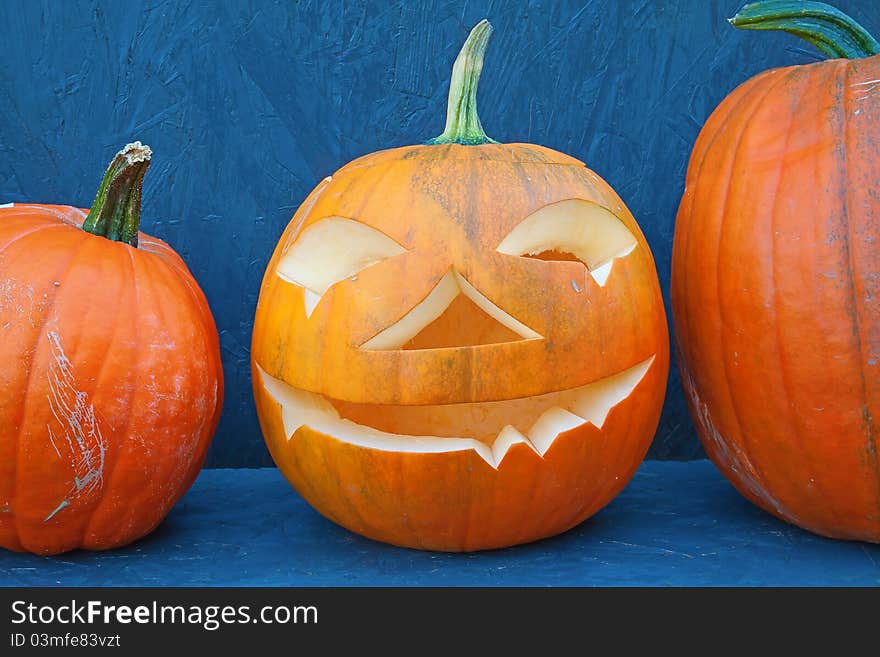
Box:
[2,461,878,587]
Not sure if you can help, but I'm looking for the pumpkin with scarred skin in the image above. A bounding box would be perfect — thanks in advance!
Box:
[253,21,669,551]
[0,143,223,555]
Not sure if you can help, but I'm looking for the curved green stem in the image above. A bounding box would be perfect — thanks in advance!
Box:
[730,1,880,59]
[428,19,498,145]
[82,142,152,247]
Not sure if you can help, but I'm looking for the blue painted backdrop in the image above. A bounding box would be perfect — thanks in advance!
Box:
[1,0,874,466]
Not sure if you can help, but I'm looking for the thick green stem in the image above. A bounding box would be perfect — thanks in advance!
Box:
[427,19,498,145]
[730,1,880,59]
[82,142,152,247]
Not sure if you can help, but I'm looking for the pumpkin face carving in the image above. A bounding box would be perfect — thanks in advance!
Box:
[252,22,668,551]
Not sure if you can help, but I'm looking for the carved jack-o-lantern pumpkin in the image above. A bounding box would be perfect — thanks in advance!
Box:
[252,21,669,551]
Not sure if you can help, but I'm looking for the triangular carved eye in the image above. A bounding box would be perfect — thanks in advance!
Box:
[496,199,637,286]
[276,217,406,317]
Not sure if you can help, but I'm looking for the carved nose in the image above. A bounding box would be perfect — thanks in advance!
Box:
[360,269,542,351]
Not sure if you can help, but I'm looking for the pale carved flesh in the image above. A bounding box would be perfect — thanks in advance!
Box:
[496,199,637,286]
[262,197,650,468]
[361,269,541,350]
[275,198,638,321]
[276,217,406,318]
[259,356,655,469]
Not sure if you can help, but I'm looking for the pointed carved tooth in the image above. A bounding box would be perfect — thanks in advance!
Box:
[590,242,636,287]
[492,425,536,465]
[259,367,338,439]
[589,260,614,287]
[496,199,637,270]
[589,244,637,287]
[469,442,497,467]
[258,365,496,461]
[527,408,587,456]
[570,356,654,428]
[303,289,322,318]
[256,356,654,465]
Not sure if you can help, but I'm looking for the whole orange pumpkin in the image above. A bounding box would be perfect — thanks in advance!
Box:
[253,21,669,551]
[672,1,880,541]
[0,143,223,555]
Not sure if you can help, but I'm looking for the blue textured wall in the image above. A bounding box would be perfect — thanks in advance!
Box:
[0,0,875,466]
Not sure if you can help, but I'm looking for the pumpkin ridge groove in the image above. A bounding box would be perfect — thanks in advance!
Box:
[39,238,110,544]
[77,245,138,547]
[679,71,782,406]
[149,253,219,483]
[0,222,68,255]
[10,236,91,552]
[714,70,795,517]
[769,65,841,529]
[321,441,374,543]
[393,449,421,549]
[144,249,224,421]
[838,59,880,517]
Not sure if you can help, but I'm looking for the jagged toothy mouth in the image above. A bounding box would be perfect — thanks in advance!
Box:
[258,355,654,469]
